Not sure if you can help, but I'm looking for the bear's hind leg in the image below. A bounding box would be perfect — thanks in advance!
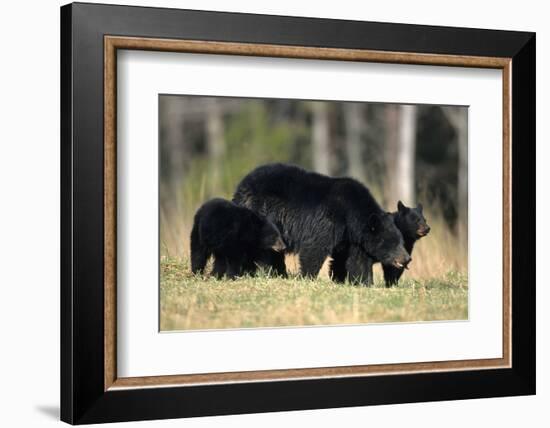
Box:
[211,255,227,279]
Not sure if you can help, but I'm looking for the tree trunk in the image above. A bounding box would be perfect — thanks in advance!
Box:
[384,104,416,208]
[384,105,399,207]
[205,98,225,193]
[160,96,187,187]
[311,102,331,175]
[344,102,365,182]
[456,110,468,253]
[396,104,417,206]
[442,107,468,252]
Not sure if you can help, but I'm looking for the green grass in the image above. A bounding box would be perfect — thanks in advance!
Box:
[160,256,468,331]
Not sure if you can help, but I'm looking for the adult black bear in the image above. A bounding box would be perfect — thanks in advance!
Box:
[190,198,286,279]
[382,201,430,285]
[233,163,410,284]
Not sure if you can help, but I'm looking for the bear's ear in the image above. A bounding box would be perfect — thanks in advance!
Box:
[368,214,382,233]
[397,200,407,213]
[417,202,423,213]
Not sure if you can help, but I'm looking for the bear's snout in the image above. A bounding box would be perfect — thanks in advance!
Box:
[392,254,412,269]
[272,237,286,252]
[417,225,430,237]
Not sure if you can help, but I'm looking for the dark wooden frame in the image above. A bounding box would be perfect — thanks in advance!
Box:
[61,2,535,424]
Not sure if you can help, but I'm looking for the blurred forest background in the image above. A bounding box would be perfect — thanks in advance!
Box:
[159,95,468,279]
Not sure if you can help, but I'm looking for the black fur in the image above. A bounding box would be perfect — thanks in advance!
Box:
[190,198,285,279]
[331,201,430,286]
[233,163,410,284]
[382,201,430,285]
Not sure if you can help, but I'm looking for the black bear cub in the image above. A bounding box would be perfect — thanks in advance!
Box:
[383,200,430,285]
[190,198,286,279]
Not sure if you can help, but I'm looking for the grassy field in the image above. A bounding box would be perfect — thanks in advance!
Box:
[160,209,468,331]
[160,255,468,331]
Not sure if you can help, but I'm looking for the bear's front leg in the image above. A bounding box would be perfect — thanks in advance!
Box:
[299,247,328,278]
[225,254,246,279]
[241,254,259,276]
[382,264,403,287]
[345,245,373,286]
[257,249,287,277]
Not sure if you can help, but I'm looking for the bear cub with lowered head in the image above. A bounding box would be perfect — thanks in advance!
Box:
[190,198,286,279]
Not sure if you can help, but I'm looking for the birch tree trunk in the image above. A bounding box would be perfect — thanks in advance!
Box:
[396,105,417,205]
[344,102,365,182]
[205,98,225,193]
[384,104,417,207]
[311,102,331,175]
[442,107,468,252]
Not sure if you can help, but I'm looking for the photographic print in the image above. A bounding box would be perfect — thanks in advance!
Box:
[62,6,534,422]
[159,95,468,331]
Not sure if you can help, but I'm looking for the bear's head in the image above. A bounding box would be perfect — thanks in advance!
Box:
[259,219,286,252]
[394,200,431,240]
[362,212,411,269]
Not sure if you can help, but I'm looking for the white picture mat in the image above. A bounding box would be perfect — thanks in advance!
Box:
[117,50,503,378]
